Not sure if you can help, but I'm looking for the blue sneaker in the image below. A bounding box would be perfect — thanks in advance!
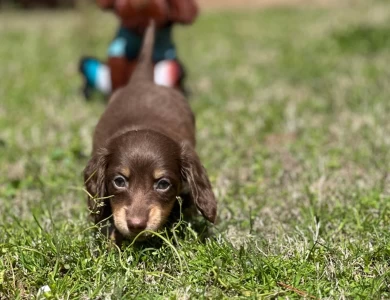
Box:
[79,56,111,100]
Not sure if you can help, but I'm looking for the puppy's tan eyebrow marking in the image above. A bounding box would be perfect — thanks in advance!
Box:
[121,168,131,178]
[153,169,165,179]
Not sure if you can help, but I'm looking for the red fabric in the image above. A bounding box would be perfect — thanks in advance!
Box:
[167,0,198,24]
[97,0,198,30]
[117,0,169,29]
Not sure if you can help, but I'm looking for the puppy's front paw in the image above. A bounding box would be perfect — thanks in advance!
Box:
[109,227,124,248]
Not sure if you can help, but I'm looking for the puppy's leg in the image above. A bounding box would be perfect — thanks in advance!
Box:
[109,226,124,248]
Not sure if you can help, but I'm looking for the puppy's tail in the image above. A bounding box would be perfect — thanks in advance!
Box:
[130,20,156,83]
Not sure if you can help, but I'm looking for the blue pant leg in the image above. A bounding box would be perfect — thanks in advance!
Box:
[153,26,177,61]
[107,27,131,58]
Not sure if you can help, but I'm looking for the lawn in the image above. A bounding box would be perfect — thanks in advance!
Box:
[1,0,390,298]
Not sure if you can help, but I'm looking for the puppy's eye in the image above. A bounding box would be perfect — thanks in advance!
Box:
[113,175,127,188]
[155,179,171,191]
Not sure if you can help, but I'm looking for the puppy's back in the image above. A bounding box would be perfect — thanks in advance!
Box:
[92,21,195,152]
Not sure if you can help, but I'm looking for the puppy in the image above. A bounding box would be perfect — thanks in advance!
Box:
[84,21,217,244]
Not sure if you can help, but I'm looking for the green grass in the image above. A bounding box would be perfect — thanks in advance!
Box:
[1,1,390,298]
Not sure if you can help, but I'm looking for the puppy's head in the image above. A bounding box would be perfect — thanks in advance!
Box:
[84,130,216,240]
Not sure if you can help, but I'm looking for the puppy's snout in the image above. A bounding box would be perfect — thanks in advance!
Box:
[127,217,148,231]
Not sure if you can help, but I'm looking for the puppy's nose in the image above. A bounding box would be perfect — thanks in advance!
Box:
[127,217,147,231]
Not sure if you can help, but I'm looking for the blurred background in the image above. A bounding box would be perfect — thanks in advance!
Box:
[1,0,390,298]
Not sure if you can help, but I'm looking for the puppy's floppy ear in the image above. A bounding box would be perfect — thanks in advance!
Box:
[180,142,217,223]
[84,148,110,224]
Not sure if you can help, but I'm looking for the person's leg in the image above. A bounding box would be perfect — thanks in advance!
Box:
[78,27,131,99]
[80,57,187,98]
[79,56,111,99]
[153,26,188,96]
[107,57,128,91]
[154,59,186,91]
[109,27,142,91]
[79,26,189,98]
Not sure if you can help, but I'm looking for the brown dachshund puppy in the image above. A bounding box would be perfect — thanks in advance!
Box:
[84,21,217,244]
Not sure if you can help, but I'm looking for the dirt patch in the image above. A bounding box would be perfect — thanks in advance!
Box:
[198,0,337,10]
